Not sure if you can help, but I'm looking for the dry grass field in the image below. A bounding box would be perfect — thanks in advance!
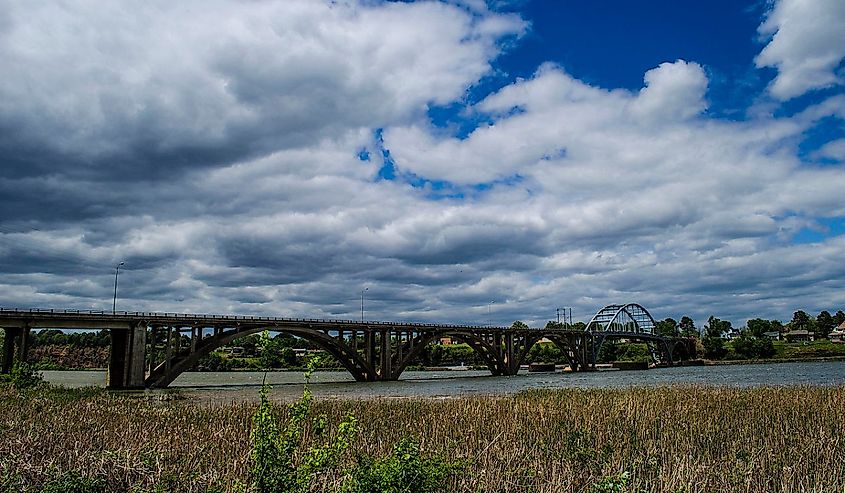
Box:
[1,384,844,492]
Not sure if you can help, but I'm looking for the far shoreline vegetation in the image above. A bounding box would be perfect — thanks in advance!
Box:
[9,308,845,373]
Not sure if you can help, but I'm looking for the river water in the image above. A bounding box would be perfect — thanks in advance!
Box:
[41,360,845,404]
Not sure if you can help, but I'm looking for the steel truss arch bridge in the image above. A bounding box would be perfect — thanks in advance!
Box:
[1,304,695,389]
[584,303,693,366]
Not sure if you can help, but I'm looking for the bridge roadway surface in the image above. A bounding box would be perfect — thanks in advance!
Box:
[0,306,691,389]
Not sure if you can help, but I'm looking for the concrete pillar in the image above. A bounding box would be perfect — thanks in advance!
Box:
[125,323,147,388]
[2,328,20,374]
[504,333,514,373]
[190,327,197,353]
[379,330,391,379]
[165,326,173,371]
[17,327,30,364]
[107,323,147,389]
[107,329,128,388]
[364,329,375,370]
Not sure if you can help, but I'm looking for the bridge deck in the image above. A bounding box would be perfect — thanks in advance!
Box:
[0,308,516,331]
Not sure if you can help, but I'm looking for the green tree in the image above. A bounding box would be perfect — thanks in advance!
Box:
[511,321,529,330]
[816,310,835,339]
[746,318,772,338]
[704,316,731,338]
[789,310,812,331]
[655,318,679,337]
[834,310,845,326]
[259,331,286,368]
[732,335,776,359]
[702,337,727,360]
[596,339,622,363]
[528,342,562,364]
[678,316,697,337]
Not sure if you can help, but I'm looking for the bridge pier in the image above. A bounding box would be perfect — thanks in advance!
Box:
[379,329,392,379]
[107,323,147,389]
[1,326,31,373]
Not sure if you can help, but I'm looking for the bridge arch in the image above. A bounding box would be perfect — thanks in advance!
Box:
[146,326,374,388]
[390,330,541,379]
[584,303,656,334]
[584,303,685,366]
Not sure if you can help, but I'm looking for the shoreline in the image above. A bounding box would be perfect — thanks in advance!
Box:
[38,355,845,373]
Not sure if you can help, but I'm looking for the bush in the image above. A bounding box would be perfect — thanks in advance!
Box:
[702,337,727,360]
[40,471,106,493]
[732,336,776,359]
[249,363,460,493]
[343,437,459,493]
[0,362,45,390]
[250,367,357,493]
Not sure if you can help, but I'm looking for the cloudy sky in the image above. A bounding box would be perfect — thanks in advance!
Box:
[1,0,844,327]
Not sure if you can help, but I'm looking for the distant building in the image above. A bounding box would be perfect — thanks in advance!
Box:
[784,329,815,343]
[830,321,845,344]
[722,327,743,340]
[439,336,453,345]
[761,331,781,340]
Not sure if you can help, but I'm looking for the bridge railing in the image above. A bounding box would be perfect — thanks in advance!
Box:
[0,307,503,330]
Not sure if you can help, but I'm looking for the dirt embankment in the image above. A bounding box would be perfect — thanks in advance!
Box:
[28,345,109,369]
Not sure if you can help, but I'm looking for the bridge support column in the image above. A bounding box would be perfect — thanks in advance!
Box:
[1,327,31,373]
[502,333,518,375]
[107,323,147,389]
[379,330,393,380]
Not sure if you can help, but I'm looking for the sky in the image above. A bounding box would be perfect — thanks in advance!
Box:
[1,0,844,328]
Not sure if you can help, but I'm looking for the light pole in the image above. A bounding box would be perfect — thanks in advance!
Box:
[488,301,494,326]
[557,307,564,325]
[112,261,125,314]
[361,287,369,323]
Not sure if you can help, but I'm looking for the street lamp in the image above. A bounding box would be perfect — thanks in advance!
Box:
[112,262,125,314]
[361,287,369,323]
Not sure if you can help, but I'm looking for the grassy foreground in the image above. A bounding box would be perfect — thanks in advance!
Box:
[1,385,844,492]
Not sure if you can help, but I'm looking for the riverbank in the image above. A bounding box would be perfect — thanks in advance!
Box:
[2,384,843,492]
[706,355,845,365]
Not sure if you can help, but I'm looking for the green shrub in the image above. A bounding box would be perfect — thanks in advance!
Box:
[343,437,460,493]
[0,362,45,390]
[40,471,106,493]
[249,365,357,493]
[590,471,629,493]
[702,337,727,359]
[732,336,776,359]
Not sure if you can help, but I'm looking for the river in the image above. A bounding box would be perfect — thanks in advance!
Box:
[40,360,845,404]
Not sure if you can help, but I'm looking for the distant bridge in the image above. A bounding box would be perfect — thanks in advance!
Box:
[1,303,694,389]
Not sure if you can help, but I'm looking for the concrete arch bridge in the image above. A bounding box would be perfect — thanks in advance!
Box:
[0,303,695,389]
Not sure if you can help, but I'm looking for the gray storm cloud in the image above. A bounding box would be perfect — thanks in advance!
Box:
[0,0,843,326]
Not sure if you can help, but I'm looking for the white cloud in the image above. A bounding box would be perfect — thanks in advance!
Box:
[815,139,845,161]
[0,0,525,172]
[755,0,845,100]
[629,60,708,121]
[0,1,844,327]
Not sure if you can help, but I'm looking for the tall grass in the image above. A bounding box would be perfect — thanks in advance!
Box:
[1,385,843,492]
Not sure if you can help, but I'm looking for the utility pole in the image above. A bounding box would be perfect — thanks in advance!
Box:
[112,261,124,314]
